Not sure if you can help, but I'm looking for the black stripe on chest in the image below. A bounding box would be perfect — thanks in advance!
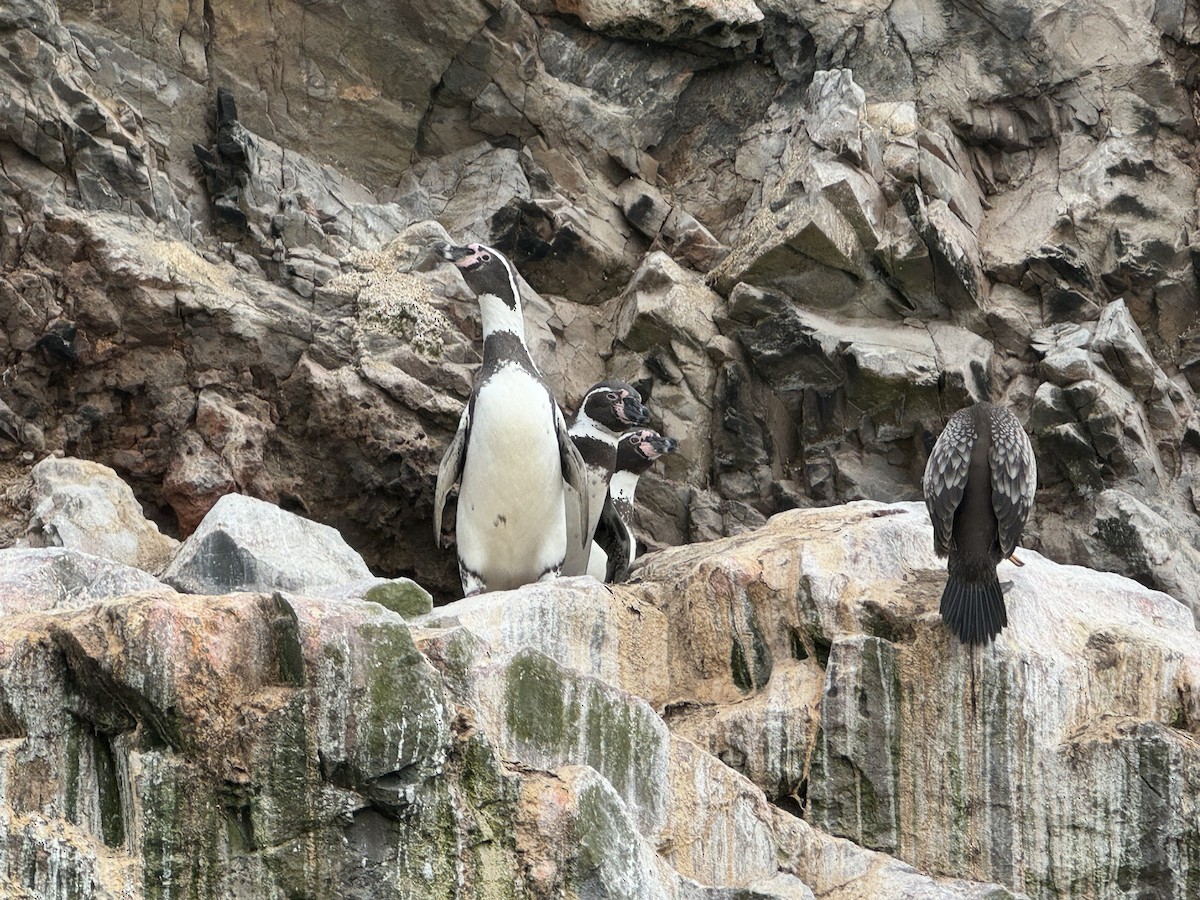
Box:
[571,434,616,470]
[478,331,540,385]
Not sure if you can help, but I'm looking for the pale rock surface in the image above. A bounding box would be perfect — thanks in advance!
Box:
[1082,489,1200,625]
[162,493,373,595]
[316,577,435,618]
[546,0,765,51]
[24,456,179,575]
[0,547,167,616]
[0,496,1031,899]
[418,499,1200,895]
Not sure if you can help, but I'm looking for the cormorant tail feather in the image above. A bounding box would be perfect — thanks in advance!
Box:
[940,572,1007,645]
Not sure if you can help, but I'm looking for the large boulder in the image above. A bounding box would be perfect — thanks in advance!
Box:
[162,493,373,595]
[24,456,179,575]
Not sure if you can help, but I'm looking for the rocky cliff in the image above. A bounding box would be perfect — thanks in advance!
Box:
[3,461,1200,898]
[1,0,1199,895]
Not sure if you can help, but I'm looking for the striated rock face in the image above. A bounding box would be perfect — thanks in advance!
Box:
[2,482,1198,897]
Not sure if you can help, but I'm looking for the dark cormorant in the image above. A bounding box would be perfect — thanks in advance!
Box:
[923,401,1037,645]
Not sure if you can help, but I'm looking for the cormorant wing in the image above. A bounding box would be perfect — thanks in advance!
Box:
[433,398,472,548]
[923,411,976,556]
[989,412,1037,557]
[555,403,590,551]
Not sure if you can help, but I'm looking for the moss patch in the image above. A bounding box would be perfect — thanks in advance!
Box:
[365,579,434,619]
[357,621,450,779]
[504,649,668,833]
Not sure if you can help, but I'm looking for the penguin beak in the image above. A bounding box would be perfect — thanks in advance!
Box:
[430,241,473,262]
[617,396,651,427]
[649,435,678,455]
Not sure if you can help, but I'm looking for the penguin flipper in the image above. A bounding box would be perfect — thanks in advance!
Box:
[593,492,631,583]
[555,404,590,550]
[586,541,609,580]
[434,400,472,548]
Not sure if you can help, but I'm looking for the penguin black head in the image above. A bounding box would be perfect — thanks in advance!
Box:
[616,429,678,475]
[431,240,519,309]
[579,380,650,433]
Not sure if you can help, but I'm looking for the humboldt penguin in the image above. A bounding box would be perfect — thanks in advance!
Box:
[431,240,590,597]
[561,380,651,576]
[588,429,678,583]
[923,401,1037,645]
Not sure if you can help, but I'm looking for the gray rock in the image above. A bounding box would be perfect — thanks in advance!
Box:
[24,456,179,575]
[548,0,764,52]
[0,547,168,616]
[1090,298,1166,401]
[805,68,865,159]
[731,297,990,441]
[1030,322,1092,356]
[1039,346,1099,386]
[162,494,372,595]
[1084,489,1200,625]
[901,186,987,312]
[618,176,673,238]
[662,207,729,272]
[610,252,723,486]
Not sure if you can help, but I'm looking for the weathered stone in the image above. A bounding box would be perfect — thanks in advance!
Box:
[1083,489,1200,625]
[610,252,723,486]
[2,0,1200,893]
[0,591,477,898]
[162,431,238,536]
[805,69,865,159]
[0,547,167,616]
[732,298,990,442]
[469,647,672,837]
[901,186,987,312]
[637,502,1200,898]
[162,493,372,595]
[1039,346,1099,387]
[619,176,673,238]
[548,0,764,51]
[24,456,179,575]
[1090,298,1166,401]
[317,577,435,619]
[421,578,671,708]
[618,177,730,271]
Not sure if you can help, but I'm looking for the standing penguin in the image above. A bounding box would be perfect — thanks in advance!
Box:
[561,381,650,576]
[923,401,1037,645]
[431,241,589,597]
[588,429,678,583]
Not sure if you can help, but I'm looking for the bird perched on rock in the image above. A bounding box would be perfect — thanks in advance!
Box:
[561,380,650,576]
[923,401,1037,645]
[588,429,678,583]
[431,240,589,597]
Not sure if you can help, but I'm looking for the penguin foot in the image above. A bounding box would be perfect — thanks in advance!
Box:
[1007,552,1025,567]
[1000,580,1014,595]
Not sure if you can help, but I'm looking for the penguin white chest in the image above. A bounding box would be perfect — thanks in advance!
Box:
[457,367,566,587]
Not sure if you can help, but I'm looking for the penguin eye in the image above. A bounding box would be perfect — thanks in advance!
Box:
[480,252,491,262]
[605,391,619,402]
